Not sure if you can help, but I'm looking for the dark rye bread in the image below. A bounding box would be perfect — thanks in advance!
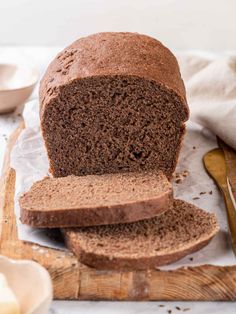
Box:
[40,32,189,179]
[63,200,219,270]
[19,171,172,228]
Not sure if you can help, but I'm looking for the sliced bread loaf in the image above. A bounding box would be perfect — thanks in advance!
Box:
[20,171,172,228]
[63,200,219,270]
[40,32,189,179]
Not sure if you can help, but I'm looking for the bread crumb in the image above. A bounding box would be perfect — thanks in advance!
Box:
[192,197,200,200]
[176,306,181,311]
[183,170,189,177]
[199,192,206,195]
[209,191,213,195]
[2,134,8,141]
[175,178,182,184]
[174,170,189,184]
[193,146,196,149]
[189,257,193,261]
[159,305,165,307]
[183,308,191,312]
[167,310,172,314]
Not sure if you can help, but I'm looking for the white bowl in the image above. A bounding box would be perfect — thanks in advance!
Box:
[0,63,39,113]
[0,255,52,314]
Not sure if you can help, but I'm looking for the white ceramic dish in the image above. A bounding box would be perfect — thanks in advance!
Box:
[0,255,52,314]
[0,63,39,113]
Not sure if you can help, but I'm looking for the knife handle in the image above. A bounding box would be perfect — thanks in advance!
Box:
[221,186,236,256]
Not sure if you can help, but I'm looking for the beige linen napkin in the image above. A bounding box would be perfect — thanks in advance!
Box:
[177,54,236,150]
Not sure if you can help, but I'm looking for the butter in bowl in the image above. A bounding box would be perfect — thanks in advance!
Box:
[0,255,52,314]
[0,63,38,114]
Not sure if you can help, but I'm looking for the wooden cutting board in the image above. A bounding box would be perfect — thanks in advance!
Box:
[1,125,236,300]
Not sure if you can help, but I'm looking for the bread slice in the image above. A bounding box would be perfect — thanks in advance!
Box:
[20,171,172,228]
[63,200,219,270]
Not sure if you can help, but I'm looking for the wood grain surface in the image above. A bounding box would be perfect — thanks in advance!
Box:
[0,126,236,300]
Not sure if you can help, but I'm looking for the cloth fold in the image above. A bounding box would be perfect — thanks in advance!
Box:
[177,54,236,150]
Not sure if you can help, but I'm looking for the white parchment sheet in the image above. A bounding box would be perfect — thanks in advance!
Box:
[10,99,235,269]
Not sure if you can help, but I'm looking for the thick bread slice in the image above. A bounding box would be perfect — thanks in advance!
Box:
[63,200,219,270]
[20,171,172,228]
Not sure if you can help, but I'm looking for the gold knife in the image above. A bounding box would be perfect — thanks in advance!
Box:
[217,137,236,203]
[203,148,236,255]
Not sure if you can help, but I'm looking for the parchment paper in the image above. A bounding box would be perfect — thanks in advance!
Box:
[10,99,236,268]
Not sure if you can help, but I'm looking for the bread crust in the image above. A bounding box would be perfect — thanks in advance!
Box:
[39,32,189,118]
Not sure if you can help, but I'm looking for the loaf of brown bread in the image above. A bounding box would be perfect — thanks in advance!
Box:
[20,171,172,228]
[40,32,189,179]
[63,200,219,270]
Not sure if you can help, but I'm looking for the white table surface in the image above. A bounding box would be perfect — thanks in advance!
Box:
[0,46,235,314]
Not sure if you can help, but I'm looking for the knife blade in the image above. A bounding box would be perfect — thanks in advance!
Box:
[203,148,236,256]
[217,137,236,202]
[228,177,236,211]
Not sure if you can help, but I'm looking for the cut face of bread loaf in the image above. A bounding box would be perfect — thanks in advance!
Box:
[40,32,189,179]
[63,200,219,270]
[19,171,172,228]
